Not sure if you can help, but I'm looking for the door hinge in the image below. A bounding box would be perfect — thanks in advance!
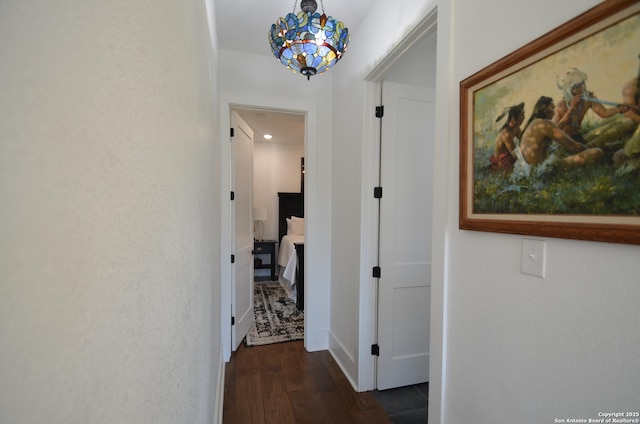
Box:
[375,105,384,118]
[231,316,235,325]
[230,191,235,201]
[373,266,381,278]
[231,254,235,264]
[373,187,383,199]
[371,344,380,356]
[230,127,234,137]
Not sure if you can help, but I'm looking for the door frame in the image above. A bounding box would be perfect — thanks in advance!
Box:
[358,8,439,391]
[230,111,255,350]
[220,94,317,362]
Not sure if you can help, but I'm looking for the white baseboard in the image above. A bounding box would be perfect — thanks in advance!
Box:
[213,345,225,424]
[328,330,359,391]
[304,328,329,352]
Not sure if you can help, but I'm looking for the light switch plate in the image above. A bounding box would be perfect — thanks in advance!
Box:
[521,239,546,278]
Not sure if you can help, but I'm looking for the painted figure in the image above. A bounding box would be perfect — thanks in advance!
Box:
[519,96,604,169]
[553,68,626,144]
[612,73,640,169]
[489,102,524,172]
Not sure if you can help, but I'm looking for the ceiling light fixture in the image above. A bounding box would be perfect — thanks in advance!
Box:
[268,0,349,80]
[263,134,273,140]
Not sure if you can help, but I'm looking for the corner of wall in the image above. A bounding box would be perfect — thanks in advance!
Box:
[213,344,225,424]
[328,331,359,391]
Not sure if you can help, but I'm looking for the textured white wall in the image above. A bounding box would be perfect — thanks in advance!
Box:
[446,0,640,422]
[0,0,222,422]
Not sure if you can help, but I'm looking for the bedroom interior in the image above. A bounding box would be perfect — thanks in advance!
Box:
[235,108,306,346]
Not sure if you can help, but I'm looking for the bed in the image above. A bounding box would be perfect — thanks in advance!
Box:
[277,192,304,310]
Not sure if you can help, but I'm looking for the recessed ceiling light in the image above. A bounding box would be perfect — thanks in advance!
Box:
[263,134,273,140]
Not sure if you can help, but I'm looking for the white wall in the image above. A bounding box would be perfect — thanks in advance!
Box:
[253,141,304,242]
[0,0,222,423]
[219,49,333,352]
[445,0,640,422]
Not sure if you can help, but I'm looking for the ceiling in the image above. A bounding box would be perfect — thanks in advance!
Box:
[235,108,305,145]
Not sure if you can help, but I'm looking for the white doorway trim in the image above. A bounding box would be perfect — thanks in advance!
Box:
[357,80,382,392]
[220,94,318,362]
[358,2,440,391]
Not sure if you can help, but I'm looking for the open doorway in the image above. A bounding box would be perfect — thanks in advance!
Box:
[220,94,326,364]
[232,107,306,348]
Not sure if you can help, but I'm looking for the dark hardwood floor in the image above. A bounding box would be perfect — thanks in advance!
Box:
[223,340,393,424]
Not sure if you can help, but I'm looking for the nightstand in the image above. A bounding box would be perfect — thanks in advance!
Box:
[254,240,277,281]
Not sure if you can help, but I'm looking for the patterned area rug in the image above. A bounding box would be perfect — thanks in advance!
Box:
[245,280,304,346]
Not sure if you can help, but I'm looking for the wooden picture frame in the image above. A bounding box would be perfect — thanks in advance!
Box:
[460,0,640,245]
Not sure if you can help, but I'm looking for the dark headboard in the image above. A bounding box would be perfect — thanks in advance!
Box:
[278,192,304,242]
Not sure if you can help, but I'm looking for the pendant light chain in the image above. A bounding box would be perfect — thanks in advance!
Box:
[291,0,298,14]
[319,0,325,14]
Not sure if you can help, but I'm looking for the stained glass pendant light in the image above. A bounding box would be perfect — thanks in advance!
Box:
[268,0,349,80]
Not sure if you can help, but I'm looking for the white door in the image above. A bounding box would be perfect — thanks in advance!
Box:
[377,81,434,390]
[231,111,255,350]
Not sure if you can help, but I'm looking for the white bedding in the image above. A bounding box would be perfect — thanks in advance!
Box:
[278,234,304,300]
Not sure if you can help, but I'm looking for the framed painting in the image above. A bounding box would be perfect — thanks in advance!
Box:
[460,0,640,245]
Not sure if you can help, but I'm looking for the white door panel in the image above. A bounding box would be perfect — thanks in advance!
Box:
[231,111,254,350]
[377,81,434,390]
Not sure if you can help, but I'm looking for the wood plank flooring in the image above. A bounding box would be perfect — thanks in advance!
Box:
[223,340,392,424]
